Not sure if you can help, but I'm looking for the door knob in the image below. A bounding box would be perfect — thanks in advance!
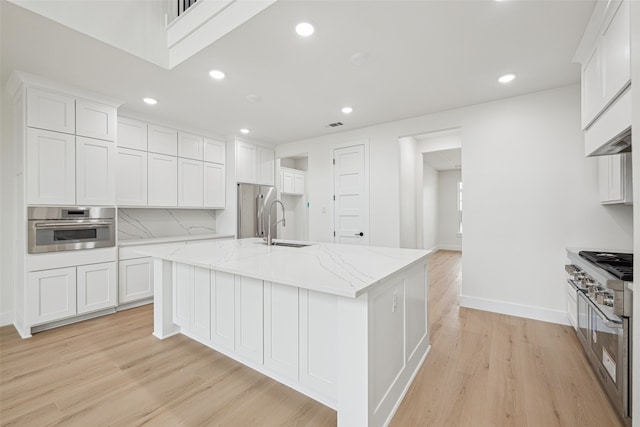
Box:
[355,232,364,236]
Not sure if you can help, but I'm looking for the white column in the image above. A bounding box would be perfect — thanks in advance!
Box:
[152,259,180,339]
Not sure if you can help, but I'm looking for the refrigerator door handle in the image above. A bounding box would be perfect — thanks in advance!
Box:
[256,193,264,237]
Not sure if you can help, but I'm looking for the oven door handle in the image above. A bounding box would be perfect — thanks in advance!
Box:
[34,222,112,229]
[580,292,624,328]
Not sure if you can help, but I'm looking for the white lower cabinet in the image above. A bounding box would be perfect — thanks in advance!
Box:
[28,261,117,325]
[235,275,264,364]
[28,267,77,325]
[77,262,117,314]
[173,263,193,328]
[211,271,235,351]
[148,153,178,206]
[192,267,211,340]
[264,282,299,380]
[118,257,153,304]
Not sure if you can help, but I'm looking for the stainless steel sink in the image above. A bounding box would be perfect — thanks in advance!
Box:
[258,241,312,248]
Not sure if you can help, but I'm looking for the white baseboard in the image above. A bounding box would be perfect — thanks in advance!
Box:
[438,244,461,251]
[0,311,15,327]
[460,295,570,326]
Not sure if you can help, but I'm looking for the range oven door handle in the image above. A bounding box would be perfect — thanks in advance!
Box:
[34,222,112,229]
[580,292,624,329]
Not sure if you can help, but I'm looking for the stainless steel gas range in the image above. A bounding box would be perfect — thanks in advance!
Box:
[566,249,633,427]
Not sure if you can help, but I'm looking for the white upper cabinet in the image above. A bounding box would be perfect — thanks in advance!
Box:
[236,141,258,184]
[26,87,75,134]
[236,141,274,185]
[178,158,204,207]
[577,0,630,129]
[258,147,275,186]
[204,162,225,208]
[599,153,632,204]
[116,148,147,206]
[281,168,305,195]
[26,128,76,205]
[178,132,204,160]
[117,117,147,151]
[148,124,178,156]
[76,99,117,142]
[148,153,178,206]
[204,138,226,164]
[76,136,116,206]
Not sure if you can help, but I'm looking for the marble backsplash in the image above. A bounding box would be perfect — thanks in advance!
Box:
[118,209,216,241]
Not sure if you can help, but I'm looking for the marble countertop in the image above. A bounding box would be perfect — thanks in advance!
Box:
[140,238,431,298]
[118,233,234,247]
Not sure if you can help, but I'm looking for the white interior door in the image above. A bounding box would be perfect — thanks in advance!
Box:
[333,144,369,245]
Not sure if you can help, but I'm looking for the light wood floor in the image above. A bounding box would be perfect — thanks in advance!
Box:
[0,250,623,426]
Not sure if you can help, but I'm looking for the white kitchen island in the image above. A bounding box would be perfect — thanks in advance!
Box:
[142,238,430,427]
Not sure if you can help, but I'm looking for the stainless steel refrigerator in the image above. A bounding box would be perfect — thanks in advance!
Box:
[237,183,278,239]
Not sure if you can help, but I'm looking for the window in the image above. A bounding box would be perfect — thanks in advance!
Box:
[457,181,463,235]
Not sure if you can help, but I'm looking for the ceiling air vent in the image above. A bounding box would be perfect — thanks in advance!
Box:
[327,122,344,128]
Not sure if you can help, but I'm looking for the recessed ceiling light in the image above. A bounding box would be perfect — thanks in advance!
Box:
[240,128,250,134]
[143,97,157,105]
[498,73,516,83]
[209,69,225,80]
[341,107,353,114]
[295,22,314,37]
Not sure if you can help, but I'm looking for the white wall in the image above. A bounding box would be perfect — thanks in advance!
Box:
[422,162,438,252]
[438,170,462,250]
[399,137,418,249]
[276,84,633,325]
[8,0,172,68]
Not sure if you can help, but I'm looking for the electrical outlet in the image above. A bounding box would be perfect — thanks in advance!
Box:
[392,291,398,312]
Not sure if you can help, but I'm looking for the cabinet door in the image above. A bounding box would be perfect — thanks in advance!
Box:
[76,136,116,206]
[282,171,294,194]
[26,128,76,205]
[258,147,275,186]
[77,262,117,314]
[294,173,305,195]
[204,162,225,208]
[148,153,178,206]
[116,148,147,206]
[602,0,630,104]
[118,117,147,151]
[264,282,299,380]
[26,87,75,134]
[148,124,178,156]
[211,271,235,351]
[192,267,211,340]
[118,257,153,303]
[178,132,204,160]
[178,158,203,207]
[28,267,77,325]
[204,138,225,164]
[76,99,117,142]
[598,153,631,204]
[236,141,257,183]
[235,275,264,364]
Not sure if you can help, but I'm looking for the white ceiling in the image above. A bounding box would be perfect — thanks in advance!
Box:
[423,148,462,171]
[1,0,595,145]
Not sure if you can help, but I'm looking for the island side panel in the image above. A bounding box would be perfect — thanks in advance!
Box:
[153,258,180,339]
[369,259,430,427]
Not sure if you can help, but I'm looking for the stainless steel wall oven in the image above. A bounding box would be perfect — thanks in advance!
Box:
[27,207,115,254]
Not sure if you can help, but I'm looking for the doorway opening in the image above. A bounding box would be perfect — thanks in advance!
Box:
[398,128,462,253]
